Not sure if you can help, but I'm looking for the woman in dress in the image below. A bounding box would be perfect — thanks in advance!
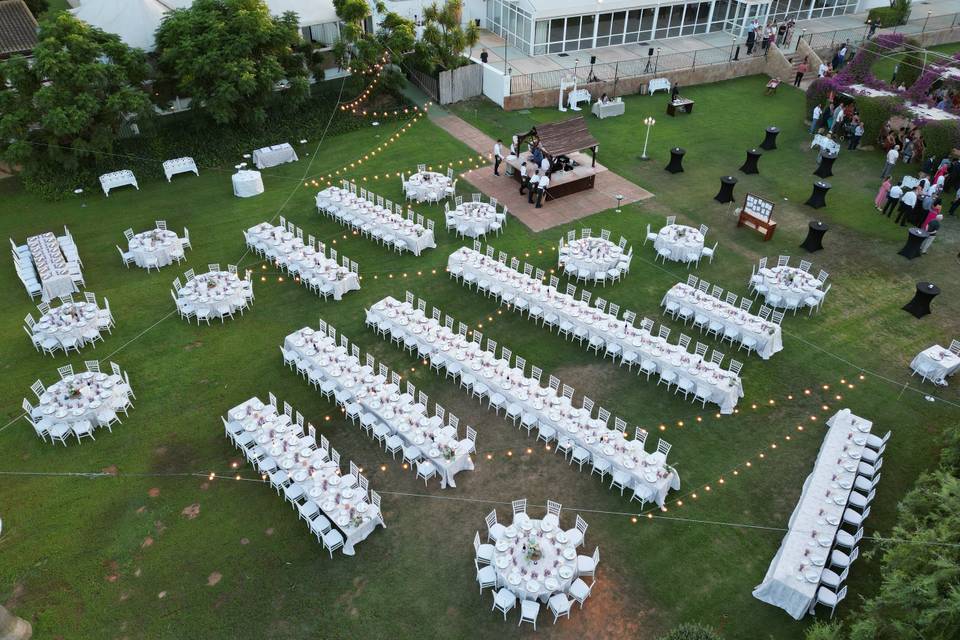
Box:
[874,177,892,211]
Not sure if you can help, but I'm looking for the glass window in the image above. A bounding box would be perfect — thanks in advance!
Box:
[550,18,564,42]
[597,13,612,36]
[627,10,641,33]
[580,15,594,49]
[640,7,655,37]
[566,16,581,41]
[668,4,684,37]
[655,5,670,38]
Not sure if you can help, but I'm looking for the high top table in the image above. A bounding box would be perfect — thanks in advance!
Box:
[799,221,828,253]
[805,181,831,209]
[759,126,780,150]
[665,147,686,173]
[902,281,939,318]
[739,149,762,174]
[714,175,738,203]
[897,227,928,260]
[813,152,837,178]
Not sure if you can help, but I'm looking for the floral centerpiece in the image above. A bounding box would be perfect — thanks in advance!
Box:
[351,514,364,528]
[525,538,542,562]
[439,444,456,461]
[67,383,83,399]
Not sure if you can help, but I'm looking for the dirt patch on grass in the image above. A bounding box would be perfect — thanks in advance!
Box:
[181,504,201,519]
[335,576,367,619]
[206,572,222,586]
[184,340,203,351]
[4,582,25,608]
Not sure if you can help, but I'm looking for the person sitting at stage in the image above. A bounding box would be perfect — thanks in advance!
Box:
[518,162,529,195]
[530,142,544,168]
[536,172,550,209]
[528,169,540,204]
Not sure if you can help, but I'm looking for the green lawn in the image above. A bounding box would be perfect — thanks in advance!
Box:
[1,75,958,640]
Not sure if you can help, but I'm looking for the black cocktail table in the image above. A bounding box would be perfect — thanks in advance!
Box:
[665,147,686,173]
[805,180,831,208]
[714,175,738,203]
[800,220,828,252]
[814,152,837,178]
[739,149,762,174]
[902,281,939,318]
[897,227,928,259]
[759,126,779,150]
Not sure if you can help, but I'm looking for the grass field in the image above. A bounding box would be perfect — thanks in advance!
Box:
[870,41,960,83]
[0,74,958,639]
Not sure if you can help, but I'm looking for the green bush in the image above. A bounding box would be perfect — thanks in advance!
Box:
[658,622,724,640]
[867,0,911,26]
[895,48,925,88]
[805,621,845,640]
[855,96,906,146]
[918,120,960,164]
[805,78,833,117]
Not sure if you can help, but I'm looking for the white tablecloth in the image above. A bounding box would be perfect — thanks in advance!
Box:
[591,100,625,119]
[162,157,198,182]
[449,248,743,414]
[253,143,299,169]
[32,302,101,348]
[178,271,252,319]
[753,409,874,620]
[492,518,578,603]
[316,187,436,255]
[245,223,360,300]
[559,237,623,279]
[128,229,183,269]
[27,233,77,302]
[654,225,704,264]
[446,202,502,238]
[367,297,680,504]
[810,135,840,156]
[661,283,783,360]
[284,329,474,488]
[910,345,960,385]
[404,171,451,202]
[36,372,131,432]
[759,266,822,309]
[232,170,264,198]
[226,397,384,555]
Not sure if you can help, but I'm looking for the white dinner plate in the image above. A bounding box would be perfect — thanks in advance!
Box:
[562,548,576,560]
[508,573,522,586]
[496,556,510,569]
[559,566,574,579]
[526,581,540,592]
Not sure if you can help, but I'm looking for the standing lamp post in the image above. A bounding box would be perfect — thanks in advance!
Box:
[923,10,932,31]
[615,194,624,212]
[640,117,656,160]
[797,28,806,51]
[74,188,85,208]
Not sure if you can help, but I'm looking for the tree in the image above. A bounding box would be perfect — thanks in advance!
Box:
[24,0,48,19]
[154,0,309,126]
[419,0,479,72]
[0,12,152,176]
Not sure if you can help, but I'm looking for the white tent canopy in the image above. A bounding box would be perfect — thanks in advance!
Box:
[72,0,339,52]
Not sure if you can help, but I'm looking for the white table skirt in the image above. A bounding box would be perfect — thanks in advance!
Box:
[446,203,501,238]
[33,302,101,347]
[129,230,183,268]
[591,100,625,119]
[253,143,298,169]
[661,283,783,359]
[753,409,873,619]
[760,266,822,309]
[226,397,384,556]
[910,345,960,384]
[36,372,130,431]
[492,518,578,603]
[404,171,451,202]
[284,330,474,490]
[232,170,264,198]
[367,298,680,504]
[559,238,623,279]
[41,274,77,302]
[178,272,252,319]
[316,189,436,255]
[654,225,704,264]
[449,248,742,414]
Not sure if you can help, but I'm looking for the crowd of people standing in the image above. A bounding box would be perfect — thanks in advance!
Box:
[874,157,959,253]
[745,18,796,56]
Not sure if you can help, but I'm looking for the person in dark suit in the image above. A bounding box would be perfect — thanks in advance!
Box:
[671,83,680,102]
[527,169,540,204]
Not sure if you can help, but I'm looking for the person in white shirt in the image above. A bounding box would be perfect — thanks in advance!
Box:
[882,183,903,217]
[540,156,550,175]
[817,62,828,77]
[810,104,823,134]
[535,173,550,208]
[518,162,529,195]
[493,139,503,176]
[881,145,899,179]
[896,187,917,226]
[527,169,540,204]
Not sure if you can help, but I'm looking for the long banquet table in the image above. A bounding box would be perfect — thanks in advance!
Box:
[315,187,436,255]
[752,409,874,619]
[367,296,680,505]
[27,233,77,302]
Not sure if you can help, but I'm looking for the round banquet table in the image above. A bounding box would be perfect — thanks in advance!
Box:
[799,220,828,253]
[714,175,738,203]
[178,271,251,319]
[902,281,939,318]
[232,170,264,198]
[559,237,624,279]
[405,171,450,202]
[128,229,182,268]
[897,227,928,260]
[35,371,129,431]
[814,151,837,178]
[33,302,100,348]
[665,147,686,173]
[740,148,762,174]
[447,202,501,238]
[805,180,831,209]
[760,126,779,150]
[760,266,822,309]
[491,518,579,603]
[654,224,704,264]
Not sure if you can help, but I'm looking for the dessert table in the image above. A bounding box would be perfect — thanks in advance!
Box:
[128,229,184,269]
[661,283,783,359]
[559,237,624,280]
[316,186,436,255]
[910,344,960,385]
[492,518,579,603]
[654,224,704,264]
[226,397,384,555]
[27,233,77,301]
[367,296,682,503]
[446,202,502,238]
[753,409,874,619]
[404,171,451,203]
[253,143,298,169]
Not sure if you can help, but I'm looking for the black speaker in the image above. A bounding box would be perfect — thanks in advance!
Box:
[648,48,654,57]
[590,55,597,65]
[475,18,481,27]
